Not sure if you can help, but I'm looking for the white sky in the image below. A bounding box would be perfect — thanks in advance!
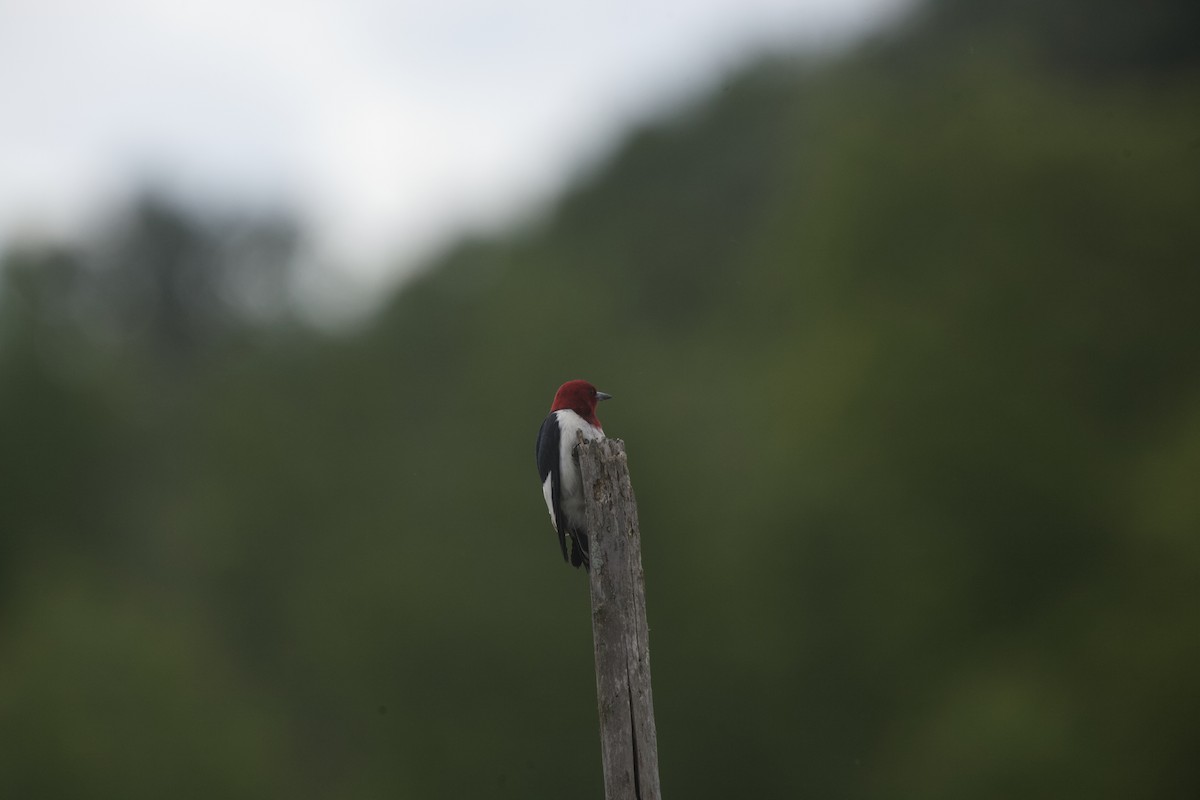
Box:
[0,0,910,305]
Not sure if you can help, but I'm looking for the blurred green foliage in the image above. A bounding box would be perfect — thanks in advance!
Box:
[2,2,1199,797]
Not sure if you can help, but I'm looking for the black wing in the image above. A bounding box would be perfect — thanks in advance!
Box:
[535,414,569,563]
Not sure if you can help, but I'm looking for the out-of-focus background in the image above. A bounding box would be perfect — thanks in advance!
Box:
[2,0,1198,797]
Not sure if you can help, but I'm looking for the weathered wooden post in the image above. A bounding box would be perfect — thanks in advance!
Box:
[577,436,661,800]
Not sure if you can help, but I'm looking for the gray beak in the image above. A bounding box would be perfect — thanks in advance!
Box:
[596,391,613,401]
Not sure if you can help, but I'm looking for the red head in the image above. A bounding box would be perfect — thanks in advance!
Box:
[550,379,612,427]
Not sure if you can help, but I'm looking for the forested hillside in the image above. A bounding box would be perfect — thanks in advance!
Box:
[2,1,1198,797]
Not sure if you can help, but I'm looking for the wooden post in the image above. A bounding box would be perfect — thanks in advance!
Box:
[577,436,661,800]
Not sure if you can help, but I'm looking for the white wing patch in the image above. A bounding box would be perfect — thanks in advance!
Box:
[542,473,556,527]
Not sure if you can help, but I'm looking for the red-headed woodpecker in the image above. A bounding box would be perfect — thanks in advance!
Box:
[535,380,612,570]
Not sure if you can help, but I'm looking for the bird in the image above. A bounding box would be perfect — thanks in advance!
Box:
[535,379,612,570]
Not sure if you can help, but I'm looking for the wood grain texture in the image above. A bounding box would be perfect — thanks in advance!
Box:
[578,436,661,800]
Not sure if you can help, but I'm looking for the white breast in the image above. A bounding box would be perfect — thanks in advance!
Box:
[549,408,605,530]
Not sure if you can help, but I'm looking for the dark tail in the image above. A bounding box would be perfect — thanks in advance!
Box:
[569,531,591,572]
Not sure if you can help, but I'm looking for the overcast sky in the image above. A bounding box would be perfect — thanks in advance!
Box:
[0,0,911,302]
